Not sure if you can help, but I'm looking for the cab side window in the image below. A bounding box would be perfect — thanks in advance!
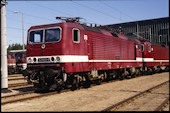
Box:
[141,44,144,52]
[148,45,151,52]
[138,44,141,51]
[73,28,80,43]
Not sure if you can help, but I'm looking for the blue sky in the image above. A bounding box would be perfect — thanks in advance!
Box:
[5,0,169,45]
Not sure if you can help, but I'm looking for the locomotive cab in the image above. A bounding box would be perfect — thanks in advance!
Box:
[141,40,169,74]
[25,22,88,90]
[141,42,154,74]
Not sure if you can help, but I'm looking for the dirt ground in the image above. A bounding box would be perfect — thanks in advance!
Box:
[1,72,169,111]
[1,75,31,97]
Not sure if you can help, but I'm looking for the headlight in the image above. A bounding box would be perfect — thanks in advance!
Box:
[56,57,60,62]
[51,57,55,62]
[33,58,37,62]
[27,58,32,63]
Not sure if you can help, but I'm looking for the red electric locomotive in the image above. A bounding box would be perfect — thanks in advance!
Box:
[24,17,169,91]
[140,39,169,74]
[8,50,27,74]
[7,52,17,74]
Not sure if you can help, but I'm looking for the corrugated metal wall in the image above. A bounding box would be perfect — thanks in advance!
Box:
[106,17,169,46]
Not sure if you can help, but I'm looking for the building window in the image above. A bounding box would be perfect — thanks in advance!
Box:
[73,28,80,43]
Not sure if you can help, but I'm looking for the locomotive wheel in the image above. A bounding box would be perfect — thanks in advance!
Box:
[71,84,78,91]
[95,79,101,85]
[165,66,169,72]
[71,77,79,91]
[131,72,136,78]
[118,70,124,80]
[83,75,91,88]
[106,71,111,82]
[119,74,124,80]
[133,74,136,78]
[140,71,144,76]
[8,68,15,75]
[148,68,153,75]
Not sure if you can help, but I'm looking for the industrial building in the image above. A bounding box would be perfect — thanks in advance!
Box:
[106,17,169,46]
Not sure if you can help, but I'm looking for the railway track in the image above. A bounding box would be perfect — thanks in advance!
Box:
[8,82,33,88]
[8,77,26,81]
[102,80,169,111]
[154,97,169,111]
[1,91,35,105]
[8,74,23,77]
[2,73,169,109]
[8,74,30,88]
[1,75,119,105]
[1,78,118,105]
[1,88,71,105]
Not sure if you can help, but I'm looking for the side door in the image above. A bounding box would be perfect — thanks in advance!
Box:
[134,43,137,60]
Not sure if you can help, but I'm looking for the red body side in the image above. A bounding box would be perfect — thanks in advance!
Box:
[141,41,169,67]
[152,45,169,66]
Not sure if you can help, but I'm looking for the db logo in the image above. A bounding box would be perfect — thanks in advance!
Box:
[41,44,45,49]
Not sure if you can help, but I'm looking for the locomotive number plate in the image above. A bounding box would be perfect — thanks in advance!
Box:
[38,58,50,63]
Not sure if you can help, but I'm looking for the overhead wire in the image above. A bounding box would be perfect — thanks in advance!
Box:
[71,1,125,21]
[6,1,138,31]
[25,1,74,17]
[99,0,137,21]
[7,17,35,25]
[26,1,101,25]
[5,0,137,45]
[6,27,28,31]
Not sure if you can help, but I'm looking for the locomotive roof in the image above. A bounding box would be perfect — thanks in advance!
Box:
[124,33,139,41]
[29,22,141,43]
[81,24,103,34]
[81,24,138,41]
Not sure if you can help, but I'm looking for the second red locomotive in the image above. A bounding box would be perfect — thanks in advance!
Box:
[8,50,26,74]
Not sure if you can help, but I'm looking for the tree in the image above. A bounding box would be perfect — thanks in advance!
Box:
[7,43,26,50]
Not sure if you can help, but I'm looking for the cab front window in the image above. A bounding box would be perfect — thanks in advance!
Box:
[29,27,61,44]
[29,30,43,44]
[45,28,61,42]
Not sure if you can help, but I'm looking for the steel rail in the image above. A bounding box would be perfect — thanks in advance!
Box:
[154,97,169,111]
[8,74,23,77]
[3,74,169,107]
[1,90,35,99]
[8,77,26,81]
[8,82,32,88]
[1,78,119,105]
[1,89,70,105]
[1,79,117,105]
[101,80,169,111]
